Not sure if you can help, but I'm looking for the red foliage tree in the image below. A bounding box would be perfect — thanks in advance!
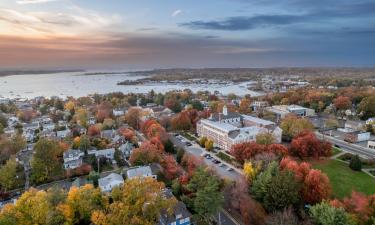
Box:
[302,169,331,204]
[290,131,332,158]
[334,96,352,111]
[129,142,162,166]
[87,125,101,137]
[280,157,331,204]
[118,127,135,141]
[341,192,375,224]
[266,144,288,156]
[96,102,113,123]
[171,111,192,131]
[181,154,204,177]
[161,155,181,180]
[230,142,266,164]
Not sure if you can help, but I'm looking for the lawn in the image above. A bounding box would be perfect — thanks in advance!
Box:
[332,146,342,156]
[312,159,375,199]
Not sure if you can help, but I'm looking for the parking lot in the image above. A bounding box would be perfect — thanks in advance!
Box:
[170,134,242,181]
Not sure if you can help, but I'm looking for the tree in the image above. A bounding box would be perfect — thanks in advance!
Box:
[334,96,352,111]
[59,184,106,224]
[349,155,362,171]
[199,137,207,147]
[96,102,113,123]
[91,178,176,225]
[302,169,331,204]
[256,132,275,145]
[204,139,214,151]
[243,161,258,182]
[129,141,162,166]
[0,114,7,127]
[266,207,300,225]
[290,131,332,158]
[191,100,204,111]
[31,138,64,183]
[171,111,192,131]
[239,98,252,114]
[10,133,26,154]
[310,202,354,225]
[251,161,279,202]
[76,108,88,128]
[280,114,314,140]
[263,170,300,212]
[184,168,224,220]
[0,157,18,191]
[161,155,181,180]
[230,142,266,164]
[358,96,375,119]
[125,107,142,129]
[79,135,90,152]
[87,125,101,137]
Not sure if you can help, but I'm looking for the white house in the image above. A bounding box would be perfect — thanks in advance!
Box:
[366,118,375,126]
[98,173,124,192]
[63,150,84,169]
[126,166,157,180]
[88,148,115,160]
[367,140,375,150]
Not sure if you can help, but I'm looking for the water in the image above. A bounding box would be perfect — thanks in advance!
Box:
[0,72,262,99]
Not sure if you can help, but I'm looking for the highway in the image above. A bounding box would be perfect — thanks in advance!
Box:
[316,132,375,159]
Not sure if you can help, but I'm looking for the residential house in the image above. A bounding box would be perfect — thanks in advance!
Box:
[119,142,134,159]
[368,140,375,150]
[63,150,84,170]
[344,131,371,143]
[98,173,124,192]
[159,189,193,225]
[113,108,126,117]
[126,166,157,180]
[88,148,115,160]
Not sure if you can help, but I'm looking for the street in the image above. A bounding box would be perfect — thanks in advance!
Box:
[316,132,375,159]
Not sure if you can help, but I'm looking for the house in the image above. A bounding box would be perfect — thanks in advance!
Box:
[88,148,115,160]
[23,122,40,132]
[126,166,157,180]
[159,189,193,225]
[88,116,96,125]
[101,129,116,140]
[119,142,134,159]
[197,105,282,151]
[63,150,84,169]
[98,173,124,192]
[56,129,71,139]
[113,108,126,117]
[252,101,269,111]
[344,131,371,143]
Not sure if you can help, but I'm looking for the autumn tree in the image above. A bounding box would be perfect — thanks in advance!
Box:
[76,108,88,128]
[87,124,101,137]
[334,96,352,112]
[161,155,181,180]
[129,141,163,166]
[59,184,106,224]
[31,138,64,183]
[91,178,176,225]
[266,207,300,225]
[171,111,192,131]
[358,96,375,119]
[290,131,332,158]
[280,114,314,140]
[256,132,275,145]
[125,107,142,129]
[0,157,18,191]
[239,98,252,114]
[96,102,113,123]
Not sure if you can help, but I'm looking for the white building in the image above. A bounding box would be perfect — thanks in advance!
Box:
[63,150,84,169]
[265,105,315,122]
[197,106,282,151]
[99,173,124,192]
[126,166,157,180]
[88,148,115,160]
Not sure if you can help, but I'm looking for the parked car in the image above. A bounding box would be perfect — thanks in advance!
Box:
[226,167,234,171]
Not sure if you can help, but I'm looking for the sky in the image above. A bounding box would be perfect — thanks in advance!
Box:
[0,0,374,70]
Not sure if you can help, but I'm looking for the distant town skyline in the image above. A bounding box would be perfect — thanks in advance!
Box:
[0,0,374,69]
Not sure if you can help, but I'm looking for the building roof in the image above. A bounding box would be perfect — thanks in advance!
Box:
[200,119,239,133]
[126,166,153,179]
[242,115,275,126]
[98,173,124,188]
[63,149,83,159]
[211,111,241,122]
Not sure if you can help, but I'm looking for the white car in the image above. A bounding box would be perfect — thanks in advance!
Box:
[226,167,234,171]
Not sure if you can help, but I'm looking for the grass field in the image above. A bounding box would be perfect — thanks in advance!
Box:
[312,159,375,199]
[332,147,342,156]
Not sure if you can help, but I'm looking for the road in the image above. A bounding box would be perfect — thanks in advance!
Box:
[170,134,244,225]
[316,132,375,159]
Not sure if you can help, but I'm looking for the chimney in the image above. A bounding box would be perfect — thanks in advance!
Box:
[223,105,228,116]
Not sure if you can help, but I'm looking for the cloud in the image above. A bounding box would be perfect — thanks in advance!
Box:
[171,9,182,17]
[16,0,60,4]
[180,15,303,30]
[0,7,121,37]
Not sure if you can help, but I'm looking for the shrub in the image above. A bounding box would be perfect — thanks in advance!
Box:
[349,155,362,171]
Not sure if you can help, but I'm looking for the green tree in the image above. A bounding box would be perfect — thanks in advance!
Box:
[0,113,7,127]
[31,139,64,183]
[263,171,300,212]
[251,161,279,201]
[309,202,354,225]
[256,132,275,145]
[0,157,18,191]
[358,96,375,120]
[79,135,90,152]
[11,133,26,154]
[184,168,224,220]
[191,100,204,111]
[199,137,208,147]
[349,155,362,171]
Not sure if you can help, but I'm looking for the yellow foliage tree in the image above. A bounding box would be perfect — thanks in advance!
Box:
[243,161,258,182]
